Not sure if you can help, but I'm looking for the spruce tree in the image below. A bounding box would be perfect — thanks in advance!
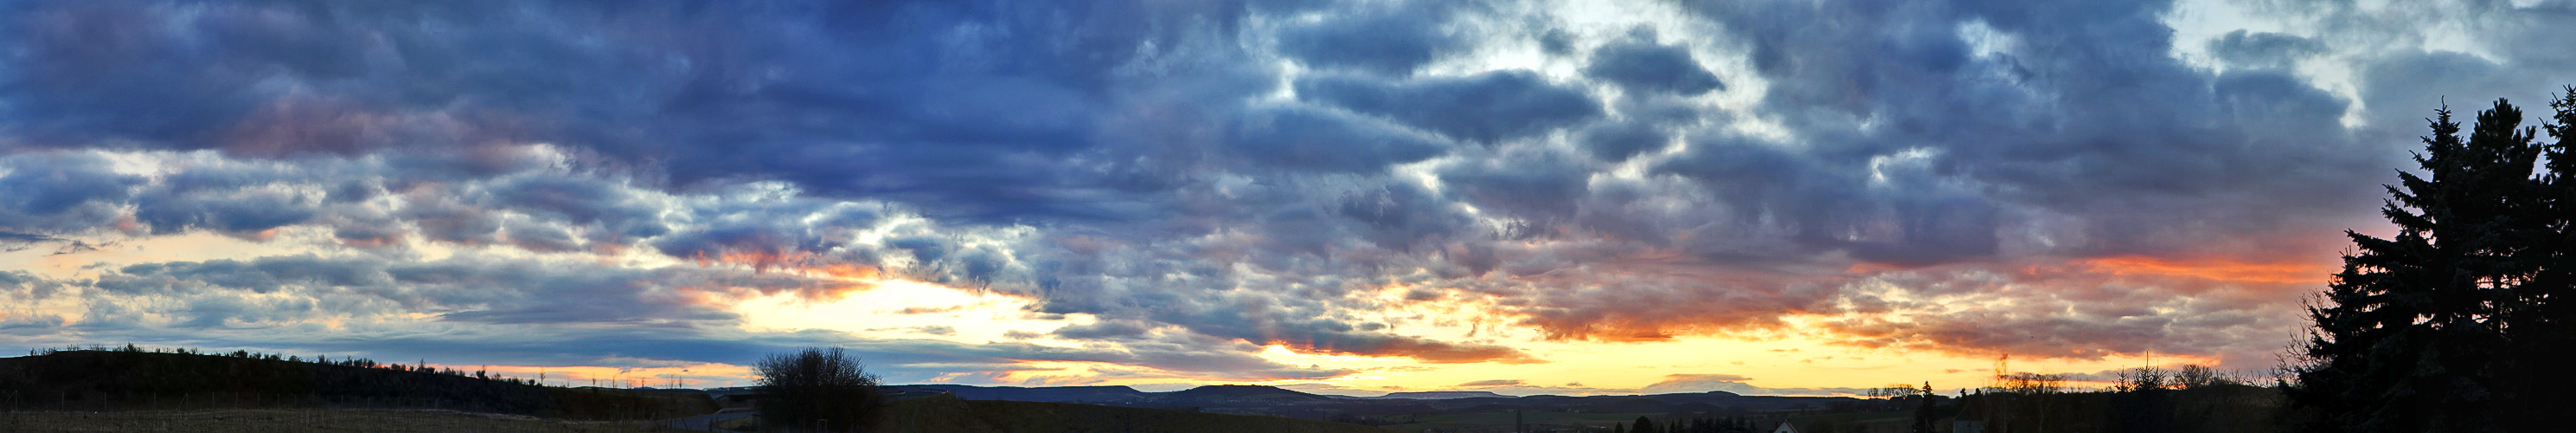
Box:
[2292,99,2543,433]
[2496,88,2576,431]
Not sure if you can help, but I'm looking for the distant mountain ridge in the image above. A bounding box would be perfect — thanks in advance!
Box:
[882,383,1843,413]
[1365,391,1509,399]
[894,384,1153,403]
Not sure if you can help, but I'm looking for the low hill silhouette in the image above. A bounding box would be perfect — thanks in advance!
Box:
[896,384,1150,403]
[1163,385,1344,404]
[879,395,1396,433]
[884,384,1355,408]
[1365,391,1508,399]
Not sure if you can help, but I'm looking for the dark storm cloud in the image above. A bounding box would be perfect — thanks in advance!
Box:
[1391,0,2394,357]
[480,176,674,241]
[0,152,142,234]
[1574,121,1669,162]
[1273,1,1464,75]
[2207,30,2324,69]
[1644,0,2383,264]
[1227,106,1449,172]
[1438,146,1592,222]
[133,188,318,235]
[91,254,832,326]
[1583,31,1725,95]
[1334,180,1482,251]
[1297,70,1602,144]
[0,0,1276,222]
[0,0,1554,367]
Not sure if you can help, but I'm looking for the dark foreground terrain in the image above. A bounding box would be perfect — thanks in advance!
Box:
[2,409,650,433]
[877,396,1398,433]
[0,349,709,420]
[0,349,2291,432]
[0,349,1399,432]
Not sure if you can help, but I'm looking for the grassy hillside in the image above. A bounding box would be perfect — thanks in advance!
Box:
[875,396,1400,433]
[0,349,712,420]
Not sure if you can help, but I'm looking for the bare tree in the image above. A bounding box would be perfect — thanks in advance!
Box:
[2172,365,2235,389]
[755,347,884,432]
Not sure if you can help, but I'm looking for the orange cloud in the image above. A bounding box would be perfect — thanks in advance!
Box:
[692,249,821,272]
[2064,255,2335,285]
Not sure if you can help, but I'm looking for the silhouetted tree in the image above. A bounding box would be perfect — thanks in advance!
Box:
[2291,98,2562,433]
[2171,365,2232,389]
[1633,416,1657,433]
[2497,87,2576,432]
[1911,382,1937,433]
[2111,366,2174,433]
[755,347,884,432]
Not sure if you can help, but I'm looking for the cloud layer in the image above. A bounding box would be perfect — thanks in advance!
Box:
[6,0,2574,388]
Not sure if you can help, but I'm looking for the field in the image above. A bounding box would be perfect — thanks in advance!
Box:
[877,396,1400,433]
[0,409,655,433]
[1377,410,1661,432]
[1785,410,1913,433]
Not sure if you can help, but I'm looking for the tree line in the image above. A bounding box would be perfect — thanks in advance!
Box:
[1,345,708,419]
[27,344,535,386]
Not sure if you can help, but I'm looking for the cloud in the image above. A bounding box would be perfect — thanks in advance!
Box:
[1357,372,1867,397]
[2208,30,2325,70]
[1227,106,1450,172]
[1637,373,1868,397]
[1583,30,1725,95]
[0,0,1275,223]
[0,231,67,253]
[1273,1,1464,75]
[0,152,143,234]
[4,254,1356,383]
[10,0,2563,384]
[1813,257,2316,368]
[1573,121,1669,162]
[0,270,70,303]
[1297,70,1601,144]
[91,253,836,326]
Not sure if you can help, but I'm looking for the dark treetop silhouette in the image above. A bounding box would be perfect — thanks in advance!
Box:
[2289,90,2576,433]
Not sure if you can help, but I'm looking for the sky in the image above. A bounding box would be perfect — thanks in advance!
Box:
[4,0,2575,397]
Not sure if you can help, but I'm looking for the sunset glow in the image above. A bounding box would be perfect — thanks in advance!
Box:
[6,0,2568,399]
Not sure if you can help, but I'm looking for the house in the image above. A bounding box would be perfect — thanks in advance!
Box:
[1772,421,1800,433]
